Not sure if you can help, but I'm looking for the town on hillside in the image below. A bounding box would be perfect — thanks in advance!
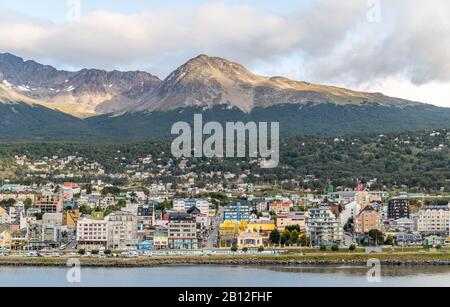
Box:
[0,177,449,256]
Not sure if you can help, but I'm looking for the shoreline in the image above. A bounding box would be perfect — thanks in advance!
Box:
[2,253,450,267]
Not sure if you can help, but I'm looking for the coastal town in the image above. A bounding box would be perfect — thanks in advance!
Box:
[0,153,449,257]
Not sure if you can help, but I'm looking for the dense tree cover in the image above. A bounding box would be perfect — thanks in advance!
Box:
[0,129,449,191]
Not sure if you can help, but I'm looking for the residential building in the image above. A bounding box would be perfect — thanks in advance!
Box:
[173,199,211,214]
[246,220,275,236]
[306,208,342,246]
[388,199,410,220]
[269,201,293,214]
[276,212,307,232]
[355,205,381,234]
[106,211,138,250]
[76,218,108,249]
[35,193,63,213]
[224,202,250,222]
[137,203,155,241]
[237,231,265,248]
[168,213,198,249]
[0,208,9,224]
[418,204,450,236]
[339,201,361,227]
[153,230,169,250]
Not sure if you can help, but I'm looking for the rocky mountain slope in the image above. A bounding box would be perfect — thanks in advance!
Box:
[131,55,421,113]
[0,53,161,117]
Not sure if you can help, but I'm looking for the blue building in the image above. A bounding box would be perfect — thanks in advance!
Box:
[137,240,154,251]
[224,201,250,222]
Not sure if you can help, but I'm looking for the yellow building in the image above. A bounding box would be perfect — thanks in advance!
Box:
[246,221,275,235]
[63,210,80,228]
[219,220,248,236]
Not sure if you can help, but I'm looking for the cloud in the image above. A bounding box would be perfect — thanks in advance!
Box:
[0,0,448,106]
[305,0,450,86]
[0,1,366,73]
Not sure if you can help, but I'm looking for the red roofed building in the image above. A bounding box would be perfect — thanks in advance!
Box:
[269,201,293,214]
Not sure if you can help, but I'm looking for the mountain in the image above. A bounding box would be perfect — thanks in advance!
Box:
[0,53,161,117]
[130,55,420,113]
[1,52,450,141]
[0,84,92,140]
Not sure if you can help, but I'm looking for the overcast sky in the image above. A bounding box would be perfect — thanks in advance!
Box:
[0,0,449,107]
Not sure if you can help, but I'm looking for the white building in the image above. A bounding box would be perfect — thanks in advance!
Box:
[307,208,342,246]
[339,201,361,226]
[173,199,211,214]
[418,204,450,236]
[76,218,108,248]
[106,211,138,250]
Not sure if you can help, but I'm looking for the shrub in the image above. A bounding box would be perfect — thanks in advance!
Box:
[349,244,356,252]
[331,245,339,252]
[320,245,327,251]
[78,249,86,255]
[258,246,264,252]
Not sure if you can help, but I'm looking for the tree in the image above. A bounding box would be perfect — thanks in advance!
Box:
[242,247,249,253]
[331,245,339,252]
[269,229,280,245]
[78,249,86,256]
[384,235,395,246]
[298,234,310,247]
[281,230,291,246]
[320,245,327,251]
[258,246,264,252]
[349,244,356,252]
[368,229,384,246]
[24,198,33,209]
[91,250,99,255]
[289,230,300,245]
[104,249,112,255]
[231,244,238,252]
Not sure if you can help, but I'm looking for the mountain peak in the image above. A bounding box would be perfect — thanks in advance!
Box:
[132,54,421,114]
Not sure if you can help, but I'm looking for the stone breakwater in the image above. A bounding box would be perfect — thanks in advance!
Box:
[1,257,450,267]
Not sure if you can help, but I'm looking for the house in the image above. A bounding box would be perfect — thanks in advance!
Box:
[269,201,293,214]
[395,233,423,246]
[355,205,381,234]
[237,231,265,248]
[424,235,445,247]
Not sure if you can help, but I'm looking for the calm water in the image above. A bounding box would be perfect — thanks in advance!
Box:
[0,265,450,287]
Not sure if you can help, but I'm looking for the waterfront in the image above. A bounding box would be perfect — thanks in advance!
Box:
[0,265,449,287]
